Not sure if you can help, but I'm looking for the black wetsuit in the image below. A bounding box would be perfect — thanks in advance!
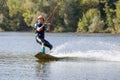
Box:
[35,23,53,50]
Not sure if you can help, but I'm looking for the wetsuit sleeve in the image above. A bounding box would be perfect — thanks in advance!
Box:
[34,23,47,29]
[34,23,38,28]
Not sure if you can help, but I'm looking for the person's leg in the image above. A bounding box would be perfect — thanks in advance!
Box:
[36,36,42,45]
[44,39,53,50]
[36,36,53,50]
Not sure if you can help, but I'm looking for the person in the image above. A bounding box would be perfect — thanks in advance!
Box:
[35,15,53,51]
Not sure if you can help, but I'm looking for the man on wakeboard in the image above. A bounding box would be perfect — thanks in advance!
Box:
[35,15,53,51]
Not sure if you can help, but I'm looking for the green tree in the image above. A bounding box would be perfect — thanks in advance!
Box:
[0,0,10,31]
[104,1,115,32]
[0,0,120,33]
[77,8,104,32]
[99,0,117,33]
[113,0,120,33]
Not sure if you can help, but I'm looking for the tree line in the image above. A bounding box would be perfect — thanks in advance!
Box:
[0,0,120,33]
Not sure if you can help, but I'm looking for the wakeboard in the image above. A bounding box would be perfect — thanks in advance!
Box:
[35,52,59,62]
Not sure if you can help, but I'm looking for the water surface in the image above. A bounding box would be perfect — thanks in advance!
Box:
[0,32,120,80]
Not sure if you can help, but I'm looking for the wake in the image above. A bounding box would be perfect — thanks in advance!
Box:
[51,40,120,62]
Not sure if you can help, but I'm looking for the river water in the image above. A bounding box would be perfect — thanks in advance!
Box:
[0,32,120,80]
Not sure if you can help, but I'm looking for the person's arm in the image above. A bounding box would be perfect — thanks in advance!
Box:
[36,25,44,31]
[34,23,44,32]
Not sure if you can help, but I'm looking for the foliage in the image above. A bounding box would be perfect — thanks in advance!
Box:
[77,8,104,32]
[0,0,120,33]
[113,0,120,33]
[89,16,105,33]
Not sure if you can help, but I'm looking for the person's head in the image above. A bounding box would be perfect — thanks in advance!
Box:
[37,15,44,24]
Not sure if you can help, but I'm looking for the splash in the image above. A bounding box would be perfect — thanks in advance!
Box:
[51,40,120,62]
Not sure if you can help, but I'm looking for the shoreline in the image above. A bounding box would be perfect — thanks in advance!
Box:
[0,31,120,35]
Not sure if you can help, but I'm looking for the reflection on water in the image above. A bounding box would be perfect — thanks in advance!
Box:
[35,61,120,80]
[35,62,51,80]
[0,32,120,80]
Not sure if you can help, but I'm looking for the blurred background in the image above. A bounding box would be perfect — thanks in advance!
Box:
[0,0,120,33]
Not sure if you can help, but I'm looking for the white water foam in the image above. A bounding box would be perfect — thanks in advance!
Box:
[51,41,120,62]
